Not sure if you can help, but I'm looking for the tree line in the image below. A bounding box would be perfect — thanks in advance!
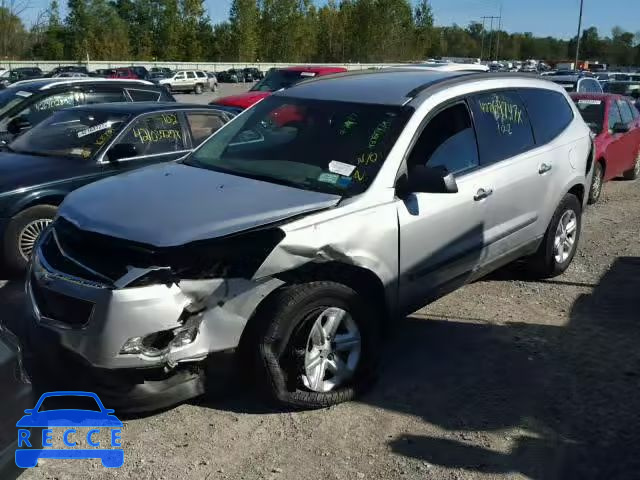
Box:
[1,0,639,66]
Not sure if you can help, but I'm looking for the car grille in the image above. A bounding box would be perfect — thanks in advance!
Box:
[31,275,94,327]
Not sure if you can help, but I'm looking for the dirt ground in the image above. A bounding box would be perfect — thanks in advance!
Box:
[1,117,639,479]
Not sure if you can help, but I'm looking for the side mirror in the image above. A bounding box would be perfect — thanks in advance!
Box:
[107,143,138,162]
[7,116,31,135]
[612,122,629,134]
[400,165,459,196]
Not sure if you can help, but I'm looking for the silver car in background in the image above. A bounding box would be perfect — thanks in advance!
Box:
[26,70,593,411]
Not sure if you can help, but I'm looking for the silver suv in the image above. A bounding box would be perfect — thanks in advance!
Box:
[158,70,213,94]
[27,70,593,411]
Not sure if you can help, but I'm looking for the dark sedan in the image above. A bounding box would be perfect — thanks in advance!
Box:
[0,78,175,145]
[0,102,232,270]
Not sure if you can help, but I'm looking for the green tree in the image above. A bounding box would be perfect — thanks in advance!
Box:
[229,0,259,61]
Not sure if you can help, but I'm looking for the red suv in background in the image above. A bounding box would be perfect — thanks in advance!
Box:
[108,66,150,81]
[210,66,348,110]
[571,93,640,203]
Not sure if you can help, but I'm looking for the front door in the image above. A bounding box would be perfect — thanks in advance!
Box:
[398,101,489,313]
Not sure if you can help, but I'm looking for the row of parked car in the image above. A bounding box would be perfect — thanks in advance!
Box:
[0,67,639,465]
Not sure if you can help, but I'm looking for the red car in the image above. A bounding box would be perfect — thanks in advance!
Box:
[107,66,149,80]
[210,66,348,110]
[571,93,640,203]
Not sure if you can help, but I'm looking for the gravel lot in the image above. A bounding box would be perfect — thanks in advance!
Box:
[173,82,256,105]
[1,93,639,479]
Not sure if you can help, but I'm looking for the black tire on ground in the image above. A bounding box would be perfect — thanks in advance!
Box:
[623,152,640,180]
[240,281,380,409]
[194,83,203,94]
[587,161,604,204]
[526,193,582,279]
[3,205,57,272]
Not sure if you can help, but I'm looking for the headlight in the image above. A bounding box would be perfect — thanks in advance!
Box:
[120,322,200,357]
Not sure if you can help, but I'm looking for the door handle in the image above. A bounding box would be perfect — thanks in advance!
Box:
[474,188,493,201]
[539,163,553,174]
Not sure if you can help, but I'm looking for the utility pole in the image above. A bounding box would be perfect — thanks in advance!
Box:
[575,0,584,68]
[481,15,500,61]
[495,3,502,61]
[480,17,486,61]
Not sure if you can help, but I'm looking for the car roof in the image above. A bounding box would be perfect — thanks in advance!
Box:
[570,92,621,102]
[8,78,155,90]
[282,66,348,74]
[275,69,478,105]
[69,102,225,114]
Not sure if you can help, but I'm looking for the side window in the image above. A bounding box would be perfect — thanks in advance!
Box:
[608,102,623,130]
[186,72,196,80]
[81,89,127,105]
[518,89,574,144]
[407,102,479,175]
[113,113,185,157]
[195,71,206,79]
[176,72,186,80]
[628,101,639,120]
[617,100,634,125]
[126,89,162,102]
[18,91,80,125]
[469,90,535,165]
[186,112,227,146]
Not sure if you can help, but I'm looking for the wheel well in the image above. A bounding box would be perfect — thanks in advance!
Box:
[568,184,585,205]
[597,157,606,176]
[238,262,389,352]
[16,196,63,215]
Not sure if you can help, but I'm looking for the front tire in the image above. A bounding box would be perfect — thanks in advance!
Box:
[3,205,57,271]
[588,161,604,204]
[194,83,203,94]
[526,194,581,278]
[243,281,380,409]
[623,152,640,180]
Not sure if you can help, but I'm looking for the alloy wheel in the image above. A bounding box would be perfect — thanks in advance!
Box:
[553,210,578,264]
[18,219,52,261]
[302,307,361,393]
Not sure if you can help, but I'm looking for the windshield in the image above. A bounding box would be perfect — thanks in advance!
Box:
[573,98,605,133]
[251,69,319,92]
[10,109,129,159]
[184,96,410,196]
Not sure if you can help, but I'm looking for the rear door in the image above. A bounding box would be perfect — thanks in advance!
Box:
[185,71,197,90]
[173,72,187,90]
[466,90,546,265]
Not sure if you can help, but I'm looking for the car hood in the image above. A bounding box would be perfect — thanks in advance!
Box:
[212,91,271,109]
[59,163,341,247]
[0,152,80,194]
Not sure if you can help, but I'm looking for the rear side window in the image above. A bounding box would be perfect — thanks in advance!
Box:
[617,100,634,124]
[469,90,535,165]
[608,102,623,130]
[186,72,196,79]
[116,113,185,156]
[82,89,127,104]
[196,71,206,78]
[186,112,227,146]
[519,89,574,144]
[127,89,162,102]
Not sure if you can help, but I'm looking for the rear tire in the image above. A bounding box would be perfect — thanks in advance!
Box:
[587,161,604,204]
[526,194,581,278]
[194,84,203,94]
[3,205,57,272]
[241,281,380,409]
[623,152,640,180]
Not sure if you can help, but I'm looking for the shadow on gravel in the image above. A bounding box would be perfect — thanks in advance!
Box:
[378,256,640,480]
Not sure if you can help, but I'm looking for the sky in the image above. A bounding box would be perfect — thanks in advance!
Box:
[20,0,639,40]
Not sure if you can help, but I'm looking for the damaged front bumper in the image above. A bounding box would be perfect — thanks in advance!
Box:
[25,228,284,408]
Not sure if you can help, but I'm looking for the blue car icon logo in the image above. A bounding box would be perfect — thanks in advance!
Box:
[15,391,123,468]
